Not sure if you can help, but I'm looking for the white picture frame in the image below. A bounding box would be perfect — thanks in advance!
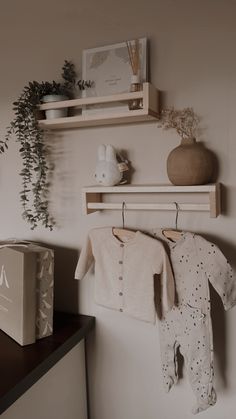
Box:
[82,38,148,114]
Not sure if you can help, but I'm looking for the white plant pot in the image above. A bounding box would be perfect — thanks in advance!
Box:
[42,95,68,119]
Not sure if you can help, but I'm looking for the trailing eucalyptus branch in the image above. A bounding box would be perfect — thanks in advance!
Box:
[6,81,56,230]
[0,139,9,154]
[3,61,92,230]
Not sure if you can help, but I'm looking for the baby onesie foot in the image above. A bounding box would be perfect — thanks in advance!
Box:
[192,402,213,415]
[164,375,176,392]
[191,388,217,414]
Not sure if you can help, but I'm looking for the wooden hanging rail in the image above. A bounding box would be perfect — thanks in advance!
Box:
[37,83,159,129]
[82,183,221,218]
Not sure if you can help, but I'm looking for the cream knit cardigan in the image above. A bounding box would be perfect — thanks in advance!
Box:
[75,227,175,323]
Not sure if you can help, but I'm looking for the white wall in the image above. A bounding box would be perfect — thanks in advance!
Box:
[1,1,236,418]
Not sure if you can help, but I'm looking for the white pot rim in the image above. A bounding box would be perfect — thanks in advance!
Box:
[42,94,68,103]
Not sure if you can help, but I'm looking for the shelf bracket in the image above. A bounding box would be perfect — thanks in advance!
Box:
[82,190,102,214]
[209,182,221,217]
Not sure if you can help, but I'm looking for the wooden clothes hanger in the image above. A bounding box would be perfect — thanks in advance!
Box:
[112,201,183,243]
[112,202,136,242]
[162,202,183,242]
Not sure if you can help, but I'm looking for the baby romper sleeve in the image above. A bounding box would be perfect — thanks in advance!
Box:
[153,241,175,313]
[196,235,236,310]
[75,232,94,280]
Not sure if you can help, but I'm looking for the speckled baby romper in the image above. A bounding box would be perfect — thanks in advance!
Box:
[152,230,236,414]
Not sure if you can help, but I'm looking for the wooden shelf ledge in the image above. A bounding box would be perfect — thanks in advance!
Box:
[82,183,221,218]
[38,83,159,129]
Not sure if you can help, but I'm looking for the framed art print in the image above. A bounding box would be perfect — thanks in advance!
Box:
[82,38,148,114]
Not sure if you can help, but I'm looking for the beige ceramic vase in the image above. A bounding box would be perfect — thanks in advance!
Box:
[167,137,214,186]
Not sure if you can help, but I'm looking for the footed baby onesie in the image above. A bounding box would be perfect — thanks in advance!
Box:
[152,230,236,414]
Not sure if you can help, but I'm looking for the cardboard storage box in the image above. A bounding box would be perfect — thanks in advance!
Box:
[33,244,54,339]
[0,241,54,345]
[0,247,37,345]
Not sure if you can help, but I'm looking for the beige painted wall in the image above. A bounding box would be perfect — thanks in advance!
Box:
[0,0,236,418]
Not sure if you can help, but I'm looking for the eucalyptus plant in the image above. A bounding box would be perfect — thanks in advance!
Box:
[5,80,61,230]
[3,61,92,230]
[61,60,92,96]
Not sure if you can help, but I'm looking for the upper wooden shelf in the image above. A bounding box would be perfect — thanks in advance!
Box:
[38,83,159,129]
[82,183,221,218]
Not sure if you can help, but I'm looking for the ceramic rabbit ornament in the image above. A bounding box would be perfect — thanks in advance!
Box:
[94,144,129,186]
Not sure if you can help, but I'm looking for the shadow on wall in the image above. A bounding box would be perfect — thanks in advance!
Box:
[210,284,227,389]
[51,244,79,313]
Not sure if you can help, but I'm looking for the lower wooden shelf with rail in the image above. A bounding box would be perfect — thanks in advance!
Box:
[82,183,221,218]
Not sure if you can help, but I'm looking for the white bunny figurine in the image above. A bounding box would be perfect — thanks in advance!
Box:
[94,144,123,186]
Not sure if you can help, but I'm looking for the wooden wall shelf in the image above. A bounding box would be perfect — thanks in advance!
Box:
[82,183,221,218]
[38,83,159,129]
